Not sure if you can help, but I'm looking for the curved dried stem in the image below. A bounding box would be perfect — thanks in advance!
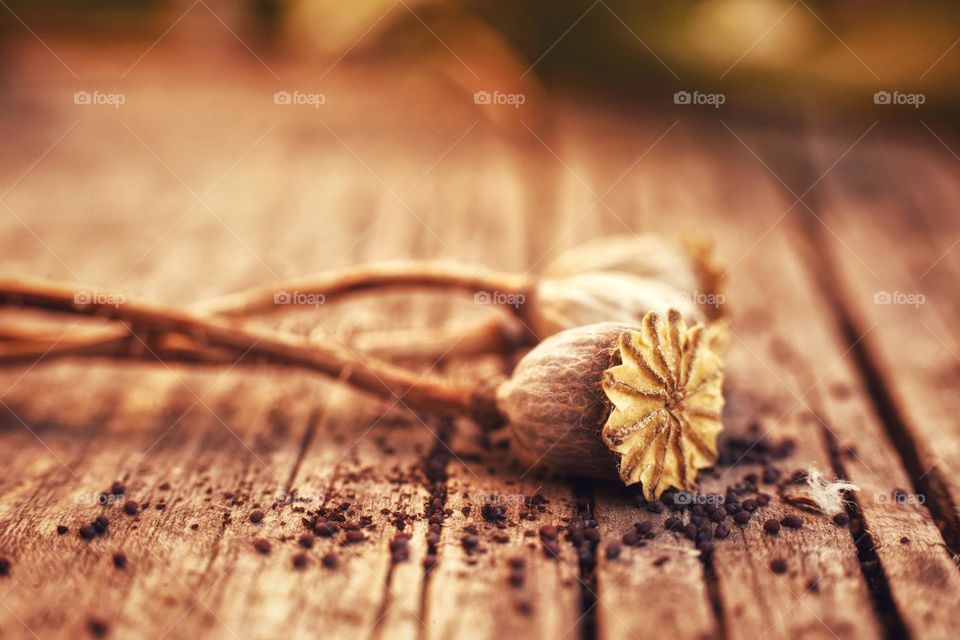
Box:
[199,261,536,317]
[0,278,481,417]
[0,260,537,365]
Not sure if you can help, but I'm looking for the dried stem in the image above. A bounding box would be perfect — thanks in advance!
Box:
[0,278,484,417]
[1,262,535,364]
[199,261,536,317]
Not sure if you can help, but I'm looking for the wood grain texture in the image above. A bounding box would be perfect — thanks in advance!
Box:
[1,34,959,640]
[562,112,881,640]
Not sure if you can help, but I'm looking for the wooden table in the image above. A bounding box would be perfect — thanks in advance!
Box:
[1,35,959,640]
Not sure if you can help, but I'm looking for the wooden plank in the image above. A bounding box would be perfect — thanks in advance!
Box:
[531,108,723,640]
[3,34,960,640]
[779,125,960,638]
[0,366,307,638]
[592,487,717,640]
[552,110,894,639]
[422,415,582,639]
[803,125,960,525]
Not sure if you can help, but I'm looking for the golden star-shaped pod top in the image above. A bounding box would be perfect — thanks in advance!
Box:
[601,309,727,499]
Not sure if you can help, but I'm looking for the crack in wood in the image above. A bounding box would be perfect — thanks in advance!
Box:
[699,540,728,640]
[571,481,598,640]
[283,406,322,494]
[417,417,453,640]
[818,421,910,640]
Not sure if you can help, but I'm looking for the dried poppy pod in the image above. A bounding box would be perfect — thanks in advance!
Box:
[525,272,704,339]
[542,233,723,304]
[497,311,727,498]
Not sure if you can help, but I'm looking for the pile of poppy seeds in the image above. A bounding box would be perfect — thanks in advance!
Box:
[16,425,869,635]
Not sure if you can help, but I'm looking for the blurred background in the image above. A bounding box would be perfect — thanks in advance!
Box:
[3,0,959,110]
[1,0,959,298]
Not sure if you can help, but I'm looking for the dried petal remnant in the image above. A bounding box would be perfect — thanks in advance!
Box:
[601,310,726,498]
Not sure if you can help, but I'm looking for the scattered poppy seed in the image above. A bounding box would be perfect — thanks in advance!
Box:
[645,500,665,514]
[832,513,850,527]
[781,515,804,529]
[733,511,751,526]
[715,523,731,539]
[87,618,109,637]
[770,558,788,574]
[112,553,127,569]
[253,539,271,554]
[763,519,781,535]
[321,552,338,569]
[900,537,910,545]
[346,530,366,544]
[79,525,96,540]
[390,537,411,563]
[0,558,9,577]
[249,510,265,524]
[93,516,109,535]
[56,525,69,535]
[292,553,308,570]
[538,525,558,540]
[298,534,314,549]
[605,543,622,560]
[541,539,562,559]
[123,501,139,516]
